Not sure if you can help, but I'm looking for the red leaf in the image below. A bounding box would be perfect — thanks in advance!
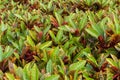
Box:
[37,31,43,41]
[62,21,68,25]
[113,73,120,80]
[74,29,80,36]
[50,16,59,27]
[111,66,119,73]
[80,36,86,47]
[100,62,108,71]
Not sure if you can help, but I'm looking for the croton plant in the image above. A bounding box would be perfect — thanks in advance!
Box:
[0,0,120,80]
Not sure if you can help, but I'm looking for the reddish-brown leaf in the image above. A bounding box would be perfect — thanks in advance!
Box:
[98,35,108,49]
[108,34,120,47]
[100,61,108,72]
[63,56,69,65]
[74,29,80,36]
[113,73,120,80]
[106,29,114,36]
[80,36,86,47]
[111,66,119,73]
[50,16,59,27]
[37,31,43,41]
[62,21,68,25]
[20,46,37,62]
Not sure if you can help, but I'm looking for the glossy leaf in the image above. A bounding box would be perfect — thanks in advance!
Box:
[46,59,53,74]
[45,75,59,80]
[69,60,86,71]
[14,14,24,20]
[26,36,35,47]
[0,46,3,62]
[79,14,87,31]
[5,73,15,80]
[86,28,99,38]
[39,41,52,49]
[106,58,118,67]
[56,30,63,43]
[31,64,40,80]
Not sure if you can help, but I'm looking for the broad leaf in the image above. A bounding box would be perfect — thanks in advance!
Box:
[5,73,15,80]
[31,64,40,80]
[39,41,52,49]
[69,60,86,71]
[56,30,63,43]
[0,46,3,62]
[46,59,53,74]
[26,36,35,47]
[45,75,59,80]
[79,14,87,31]
[106,58,117,67]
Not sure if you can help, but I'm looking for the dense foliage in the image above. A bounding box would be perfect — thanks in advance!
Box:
[0,0,120,80]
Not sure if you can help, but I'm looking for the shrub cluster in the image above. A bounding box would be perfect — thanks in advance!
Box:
[0,0,120,80]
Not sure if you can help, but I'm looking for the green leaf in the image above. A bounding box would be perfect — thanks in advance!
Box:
[87,11,96,24]
[42,50,48,62]
[39,41,52,49]
[84,0,93,6]
[15,67,23,79]
[83,72,94,80]
[81,48,98,66]
[69,60,86,71]
[73,52,82,62]
[106,68,113,80]
[57,65,65,75]
[55,12,62,26]
[56,30,63,43]
[23,63,31,80]
[46,59,53,74]
[58,26,69,31]
[14,14,23,20]
[106,58,117,67]
[0,46,3,62]
[74,70,79,80]
[5,73,15,80]
[29,30,37,41]
[59,57,65,74]
[91,23,104,36]
[3,46,14,59]
[31,15,39,21]
[26,36,35,47]
[12,42,19,49]
[113,13,120,34]
[49,30,57,42]
[34,26,41,32]
[14,52,19,59]
[79,14,87,31]
[40,3,47,11]
[58,25,74,32]
[48,0,53,9]
[85,28,99,38]
[0,70,3,80]
[69,14,76,28]
[1,21,7,31]
[64,41,70,49]
[21,21,26,31]
[111,54,118,63]
[31,64,39,80]
[85,54,98,66]
[43,25,51,36]
[50,47,59,62]
[68,46,77,55]
[30,0,34,4]
[45,75,59,80]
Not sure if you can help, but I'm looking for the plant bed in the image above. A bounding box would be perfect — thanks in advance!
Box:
[0,0,120,80]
